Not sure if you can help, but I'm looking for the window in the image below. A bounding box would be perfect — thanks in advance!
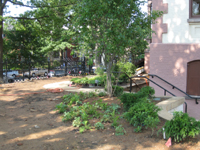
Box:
[190,0,200,18]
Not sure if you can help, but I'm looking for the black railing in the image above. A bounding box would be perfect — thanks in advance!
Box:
[148,74,199,105]
[129,75,188,113]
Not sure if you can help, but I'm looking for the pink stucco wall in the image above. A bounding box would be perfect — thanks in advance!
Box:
[149,43,200,96]
[145,52,150,74]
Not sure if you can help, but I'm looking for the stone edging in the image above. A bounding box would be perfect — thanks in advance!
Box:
[156,97,185,120]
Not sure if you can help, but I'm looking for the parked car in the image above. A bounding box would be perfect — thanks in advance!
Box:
[3,69,19,78]
[24,68,48,77]
[3,75,15,83]
[48,70,55,77]
[55,69,65,76]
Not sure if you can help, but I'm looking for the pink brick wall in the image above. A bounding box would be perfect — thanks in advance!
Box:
[149,43,200,97]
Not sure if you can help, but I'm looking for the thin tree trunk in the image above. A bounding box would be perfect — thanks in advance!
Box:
[106,60,113,97]
[95,44,101,68]
[0,1,3,83]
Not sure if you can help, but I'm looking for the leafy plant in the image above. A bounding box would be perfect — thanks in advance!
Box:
[115,125,126,136]
[94,122,105,130]
[98,91,107,97]
[81,112,89,121]
[79,91,88,100]
[123,100,160,134]
[109,103,121,112]
[101,114,111,123]
[55,102,67,113]
[120,92,148,111]
[88,91,97,98]
[139,86,155,98]
[72,117,82,127]
[62,112,74,121]
[79,121,91,133]
[62,93,75,104]
[112,85,124,97]
[111,111,120,128]
[160,111,200,142]
[69,94,81,105]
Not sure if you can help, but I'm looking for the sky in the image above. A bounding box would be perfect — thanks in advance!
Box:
[4,0,148,17]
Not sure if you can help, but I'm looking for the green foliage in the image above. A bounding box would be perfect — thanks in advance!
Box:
[72,117,82,127]
[111,111,120,128]
[101,114,111,123]
[161,111,200,142]
[80,121,91,133]
[112,85,124,97]
[98,92,107,97]
[139,86,155,98]
[78,91,88,100]
[55,102,67,113]
[81,112,89,121]
[88,91,97,98]
[62,112,74,121]
[94,122,105,130]
[115,125,126,136]
[123,101,160,134]
[95,67,104,76]
[63,93,75,103]
[79,77,89,84]
[120,86,155,111]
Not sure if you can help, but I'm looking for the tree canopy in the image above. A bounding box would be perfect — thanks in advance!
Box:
[72,0,162,96]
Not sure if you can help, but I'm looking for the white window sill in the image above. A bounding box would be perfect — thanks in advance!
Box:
[187,18,200,23]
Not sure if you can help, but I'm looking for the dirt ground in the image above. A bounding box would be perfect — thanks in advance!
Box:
[0,76,200,150]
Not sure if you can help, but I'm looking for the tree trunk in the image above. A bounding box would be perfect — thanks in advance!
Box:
[106,60,113,97]
[95,44,101,68]
[0,1,3,83]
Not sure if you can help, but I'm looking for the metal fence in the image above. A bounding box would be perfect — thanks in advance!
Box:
[1,57,93,82]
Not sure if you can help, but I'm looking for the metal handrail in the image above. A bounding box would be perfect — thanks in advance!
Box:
[129,75,187,113]
[148,74,198,104]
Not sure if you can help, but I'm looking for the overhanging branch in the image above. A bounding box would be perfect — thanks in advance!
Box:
[7,0,74,8]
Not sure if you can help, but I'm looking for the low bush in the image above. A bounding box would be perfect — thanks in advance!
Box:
[115,125,126,136]
[98,92,107,97]
[123,100,160,135]
[120,86,155,111]
[55,102,68,113]
[160,111,200,142]
[94,122,105,130]
[112,85,124,97]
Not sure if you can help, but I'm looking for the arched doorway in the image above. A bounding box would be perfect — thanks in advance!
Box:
[187,60,200,96]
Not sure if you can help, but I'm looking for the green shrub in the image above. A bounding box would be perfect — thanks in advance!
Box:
[72,117,82,127]
[115,125,126,136]
[98,91,107,97]
[88,91,97,98]
[94,122,105,130]
[139,86,155,98]
[78,92,88,100]
[120,92,146,111]
[55,102,68,113]
[80,77,89,84]
[112,85,124,97]
[101,114,111,123]
[119,87,155,111]
[161,111,200,142]
[62,111,74,121]
[62,93,75,104]
[123,100,160,135]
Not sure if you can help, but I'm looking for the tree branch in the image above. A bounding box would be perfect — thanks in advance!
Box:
[9,15,49,20]
[7,0,74,8]
[2,0,8,9]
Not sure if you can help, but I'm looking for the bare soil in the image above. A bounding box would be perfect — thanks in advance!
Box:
[0,76,200,150]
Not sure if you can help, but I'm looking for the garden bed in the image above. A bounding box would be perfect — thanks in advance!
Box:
[0,76,200,150]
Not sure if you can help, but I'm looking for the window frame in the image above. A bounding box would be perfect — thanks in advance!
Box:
[190,0,200,18]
